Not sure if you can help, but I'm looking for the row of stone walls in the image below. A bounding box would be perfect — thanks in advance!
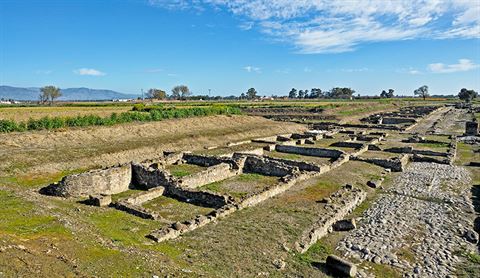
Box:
[381,117,417,125]
[275,144,345,158]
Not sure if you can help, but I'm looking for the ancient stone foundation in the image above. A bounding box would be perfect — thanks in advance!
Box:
[295,185,366,253]
[41,163,132,197]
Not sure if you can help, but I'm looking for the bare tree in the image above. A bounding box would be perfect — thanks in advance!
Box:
[414,85,429,100]
[40,86,62,105]
[171,85,190,99]
[147,88,167,100]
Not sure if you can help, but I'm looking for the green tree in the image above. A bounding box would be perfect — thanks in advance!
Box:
[414,85,429,100]
[147,88,167,100]
[458,88,478,103]
[40,86,62,105]
[309,88,322,98]
[288,88,297,98]
[246,88,258,99]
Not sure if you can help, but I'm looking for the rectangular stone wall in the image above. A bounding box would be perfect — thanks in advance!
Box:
[44,164,132,197]
[262,155,322,172]
[131,163,174,189]
[182,153,225,167]
[165,186,231,208]
[275,144,345,158]
[179,163,239,189]
[243,155,297,177]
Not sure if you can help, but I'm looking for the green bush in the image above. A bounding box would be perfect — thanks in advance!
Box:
[0,105,242,133]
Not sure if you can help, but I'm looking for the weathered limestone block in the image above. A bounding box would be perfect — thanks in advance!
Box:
[367,179,382,189]
[88,194,112,207]
[333,219,356,231]
[276,135,291,142]
[326,255,357,277]
[42,164,132,197]
[263,144,276,151]
[465,121,479,136]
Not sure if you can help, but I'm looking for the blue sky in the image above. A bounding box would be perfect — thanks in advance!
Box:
[1,0,479,96]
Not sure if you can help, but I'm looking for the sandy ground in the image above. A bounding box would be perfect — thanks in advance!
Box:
[0,115,305,175]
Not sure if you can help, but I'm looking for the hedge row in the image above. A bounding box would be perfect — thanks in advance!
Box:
[0,106,241,133]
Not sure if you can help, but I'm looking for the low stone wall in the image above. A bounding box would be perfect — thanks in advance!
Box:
[411,154,450,164]
[123,186,166,206]
[330,141,365,149]
[182,153,225,167]
[165,185,232,209]
[179,163,239,189]
[384,147,448,157]
[262,155,323,172]
[295,185,366,253]
[147,204,237,242]
[330,154,350,169]
[242,155,298,177]
[275,145,345,159]
[381,117,416,125]
[353,154,409,172]
[132,163,174,189]
[112,201,161,220]
[41,164,132,197]
[414,149,449,157]
[238,173,312,208]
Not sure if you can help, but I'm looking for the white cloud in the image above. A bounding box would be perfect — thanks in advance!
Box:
[303,67,312,73]
[409,70,421,75]
[428,59,479,73]
[243,65,261,73]
[149,0,480,53]
[74,68,106,76]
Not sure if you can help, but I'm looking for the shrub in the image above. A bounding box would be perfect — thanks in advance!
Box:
[0,105,242,133]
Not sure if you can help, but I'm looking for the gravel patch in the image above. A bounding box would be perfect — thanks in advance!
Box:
[337,162,476,277]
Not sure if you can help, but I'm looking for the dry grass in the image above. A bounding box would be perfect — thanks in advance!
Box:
[0,106,131,121]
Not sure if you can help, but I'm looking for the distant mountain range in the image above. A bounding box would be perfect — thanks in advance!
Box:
[0,86,140,101]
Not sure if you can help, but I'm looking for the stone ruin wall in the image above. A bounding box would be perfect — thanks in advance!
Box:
[41,163,132,197]
[295,185,367,253]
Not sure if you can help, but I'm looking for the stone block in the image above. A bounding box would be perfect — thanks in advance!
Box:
[326,255,357,277]
[333,219,356,231]
[89,194,112,207]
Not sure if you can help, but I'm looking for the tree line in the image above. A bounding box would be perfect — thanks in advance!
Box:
[36,84,478,103]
